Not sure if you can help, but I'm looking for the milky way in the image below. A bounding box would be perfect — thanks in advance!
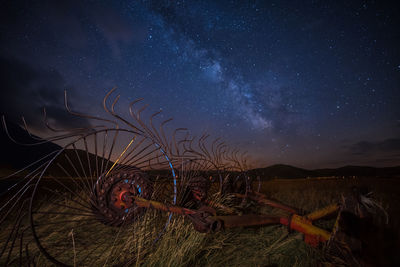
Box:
[0,1,399,168]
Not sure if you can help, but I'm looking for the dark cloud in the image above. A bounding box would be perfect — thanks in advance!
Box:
[347,138,400,155]
[0,55,90,130]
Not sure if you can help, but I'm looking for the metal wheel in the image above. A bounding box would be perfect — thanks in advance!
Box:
[24,89,179,265]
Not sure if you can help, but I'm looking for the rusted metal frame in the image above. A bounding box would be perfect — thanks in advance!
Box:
[211,214,282,228]
[234,193,300,214]
[132,196,197,215]
[132,195,336,247]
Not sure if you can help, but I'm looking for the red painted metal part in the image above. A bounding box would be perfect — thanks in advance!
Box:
[211,214,282,228]
[289,214,331,246]
[234,192,300,214]
[125,192,338,247]
[132,195,197,215]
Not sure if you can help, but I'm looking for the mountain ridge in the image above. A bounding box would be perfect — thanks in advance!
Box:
[1,121,399,178]
[249,164,400,179]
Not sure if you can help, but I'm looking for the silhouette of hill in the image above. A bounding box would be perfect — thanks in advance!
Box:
[0,120,61,172]
[2,122,399,179]
[0,122,170,178]
[249,164,400,179]
[248,164,313,179]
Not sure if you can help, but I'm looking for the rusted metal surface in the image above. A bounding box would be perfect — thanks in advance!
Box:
[305,203,339,221]
[133,195,196,216]
[211,214,281,228]
[92,170,153,226]
[234,192,299,214]
[289,214,331,246]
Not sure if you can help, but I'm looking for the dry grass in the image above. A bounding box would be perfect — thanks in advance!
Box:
[1,176,399,266]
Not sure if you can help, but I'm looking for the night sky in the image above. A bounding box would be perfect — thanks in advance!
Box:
[0,0,399,169]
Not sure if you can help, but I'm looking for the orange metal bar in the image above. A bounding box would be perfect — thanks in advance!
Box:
[235,193,299,214]
[210,214,282,228]
[133,196,196,215]
[305,204,339,221]
[289,214,331,247]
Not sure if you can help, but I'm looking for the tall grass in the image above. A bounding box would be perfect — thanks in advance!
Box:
[1,176,399,266]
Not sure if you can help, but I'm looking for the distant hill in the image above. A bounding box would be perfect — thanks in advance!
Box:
[0,120,61,172]
[0,122,170,178]
[248,164,313,179]
[2,122,399,180]
[248,164,400,179]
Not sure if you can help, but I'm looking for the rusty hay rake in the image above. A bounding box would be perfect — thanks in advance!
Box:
[0,89,384,266]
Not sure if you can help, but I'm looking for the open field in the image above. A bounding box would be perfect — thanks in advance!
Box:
[1,176,400,266]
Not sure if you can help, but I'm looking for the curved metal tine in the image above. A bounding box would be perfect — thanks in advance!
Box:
[97,129,138,175]
[172,128,188,156]
[31,218,99,228]
[21,116,43,141]
[34,144,96,208]
[6,218,28,266]
[240,151,248,170]
[108,93,145,134]
[132,104,155,139]
[0,183,35,235]
[228,148,240,169]
[197,133,210,158]
[211,137,222,163]
[116,140,154,170]
[67,144,93,194]
[114,135,147,170]
[234,149,244,171]
[136,104,150,125]
[100,130,108,175]
[82,137,93,186]
[101,207,136,267]
[123,146,166,170]
[55,162,92,200]
[0,198,29,259]
[34,189,93,219]
[0,164,45,216]
[66,89,119,129]
[42,107,95,134]
[181,136,203,159]
[0,148,58,189]
[214,141,226,167]
[149,110,164,145]
[103,130,120,175]
[131,103,157,141]
[1,115,42,146]
[134,149,172,170]
[176,132,193,154]
[38,177,92,212]
[202,135,213,160]
[2,205,28,265]
[128,98,144,121]
[47,196,93,214]
[2,115,89,147]
[18,226,31,266]
[31,191,94,232]
[221,146,229,165]
[94,132,99,178]
[159,118,173,154]
[192,135,211,162]
[187,135,196,154]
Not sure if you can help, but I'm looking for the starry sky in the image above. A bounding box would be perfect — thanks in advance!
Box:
[0,0,399,169]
